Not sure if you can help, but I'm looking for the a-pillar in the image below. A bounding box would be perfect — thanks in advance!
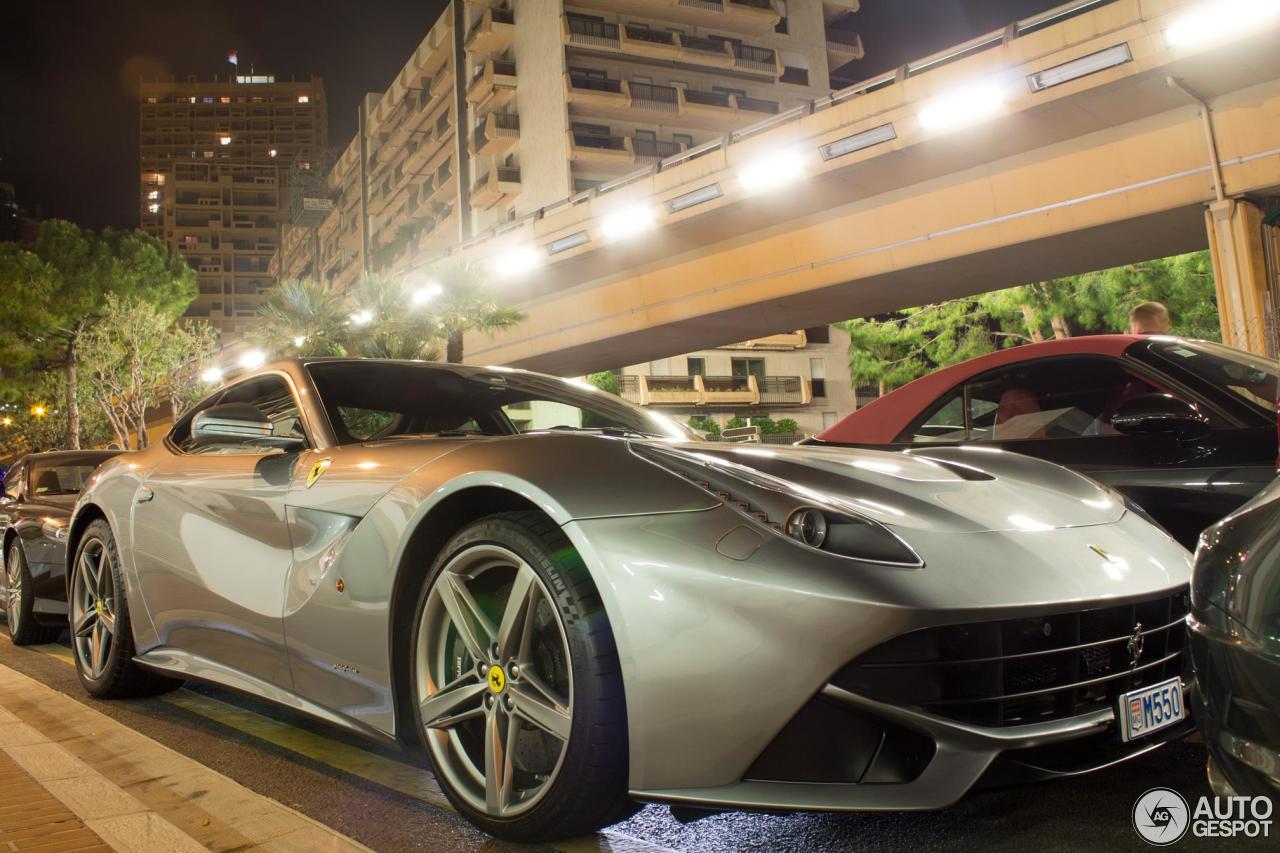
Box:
[1205,198,1274,355]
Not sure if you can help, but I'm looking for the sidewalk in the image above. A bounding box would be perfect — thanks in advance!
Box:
[0,665,371,853]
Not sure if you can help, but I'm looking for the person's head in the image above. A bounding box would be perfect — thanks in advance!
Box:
[1129,301,1171,335]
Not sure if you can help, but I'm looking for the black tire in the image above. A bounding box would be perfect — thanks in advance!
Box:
[4,544,62,646]
[410,511,637,841]
[70,520,183,699]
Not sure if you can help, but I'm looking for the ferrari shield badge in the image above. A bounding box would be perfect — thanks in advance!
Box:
[306,457,333,489]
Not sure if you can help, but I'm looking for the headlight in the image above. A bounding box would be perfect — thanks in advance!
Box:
[631,444,923,567]
[41,518,68,542]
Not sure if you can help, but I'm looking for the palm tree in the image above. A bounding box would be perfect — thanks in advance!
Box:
[249,279,350,357]
[344,272,441,361]
[422,259,525,363]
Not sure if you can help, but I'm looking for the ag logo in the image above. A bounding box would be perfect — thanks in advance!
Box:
[306,457,333,489]
[1133,787,1190,845]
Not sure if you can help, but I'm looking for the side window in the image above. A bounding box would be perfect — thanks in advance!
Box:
[3,463,25,500]
[902,392,967,443]
[178,375,308,455]
[966,357,1164,442]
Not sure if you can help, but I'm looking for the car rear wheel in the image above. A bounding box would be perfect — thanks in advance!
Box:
[5,544,62,646]
[70,520,182,698]
[410,512,633,841]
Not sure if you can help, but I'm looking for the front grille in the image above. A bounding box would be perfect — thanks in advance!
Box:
[833,589,1189,727]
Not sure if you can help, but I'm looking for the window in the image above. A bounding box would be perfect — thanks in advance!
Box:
[29,457,105,496]
[775,1,789,33]
[3,463,25,500]
[713,85,748,99]
[172,374,307,454]
[732,358,766,381]
[687,357,706,376]
[673,133,694,148]
[1146,340,1277,413]
[903,392,968,443]
[805,325,831,344]
[780,67,809,86]
[335,407,399,441]
[809,358,827,398]
[634,129,657,143]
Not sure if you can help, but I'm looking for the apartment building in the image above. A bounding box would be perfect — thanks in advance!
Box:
[276,0,863,292]
[139,75,327,339]
[616,324,856,438]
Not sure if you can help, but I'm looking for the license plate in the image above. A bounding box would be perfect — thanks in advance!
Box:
[1119,676,1185,742]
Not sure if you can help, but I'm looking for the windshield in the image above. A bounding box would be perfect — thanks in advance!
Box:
[28,454,116,496]
[1147,339,1278,412]
[306,361,693,444]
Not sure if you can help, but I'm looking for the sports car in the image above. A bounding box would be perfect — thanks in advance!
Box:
[68,358,1194,841]
[806,335,1279,550]
[1,450,122,644]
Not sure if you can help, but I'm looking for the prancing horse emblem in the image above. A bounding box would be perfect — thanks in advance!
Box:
[1127,623,1145,668]
[306,458,333,489]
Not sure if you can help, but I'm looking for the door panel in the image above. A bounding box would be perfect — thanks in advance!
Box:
[131,449,300,688]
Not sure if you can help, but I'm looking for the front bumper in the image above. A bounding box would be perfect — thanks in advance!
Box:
[565,504,1193,809]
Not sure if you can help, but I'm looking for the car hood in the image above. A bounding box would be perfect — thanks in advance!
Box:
[647,441,1128,534]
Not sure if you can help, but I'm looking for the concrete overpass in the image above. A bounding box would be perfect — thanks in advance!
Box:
[433,0,1280,374]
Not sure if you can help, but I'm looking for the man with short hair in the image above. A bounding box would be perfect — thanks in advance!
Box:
[1129,301,1171,335]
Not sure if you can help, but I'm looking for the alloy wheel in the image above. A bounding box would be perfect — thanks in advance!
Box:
[4,549,21,633]
[71,538,116,679]
[415,544,574,818]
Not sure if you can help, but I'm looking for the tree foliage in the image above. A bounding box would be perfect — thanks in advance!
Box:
[0,220,196,448]
[78,295,216,449]
[0,372,112,456]
[843,252,1220,395]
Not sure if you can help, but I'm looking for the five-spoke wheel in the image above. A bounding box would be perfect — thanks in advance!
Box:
[416,543,573,819]
[410,513,631,841]
[71,536,116,678]
[4,544,61,646]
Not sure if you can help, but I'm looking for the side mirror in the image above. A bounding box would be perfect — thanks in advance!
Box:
[1112,393,1209,441]
[191,403,306,450]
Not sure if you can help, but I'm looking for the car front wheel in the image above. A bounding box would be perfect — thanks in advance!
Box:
[70,520,182,698]
[410,512,633,841]
[5,544,62,646]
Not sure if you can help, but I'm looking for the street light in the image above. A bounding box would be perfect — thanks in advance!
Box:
[1,416,12,428]
[30,404,46,418]
[490,245,542,279]
[350,309,374,326]
[238,350,266,369]
[292,335,307,347]
[737,148,808,194]
[917,82,1007,131]
[412,282,444,305]
[1167,0,1280,47]
[200,367,224,383]
[599,204,658,241]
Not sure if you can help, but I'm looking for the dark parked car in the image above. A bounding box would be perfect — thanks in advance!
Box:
[807,336,1279,549]
[0,450,122,644]
[1190,477,1280,799]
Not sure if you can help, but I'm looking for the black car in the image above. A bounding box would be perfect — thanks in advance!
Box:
[809,336,1280,549]
[1190,480,1280,799]
[0,450,121,644]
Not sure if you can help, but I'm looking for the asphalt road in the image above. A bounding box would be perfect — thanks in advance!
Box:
[0,633,1271,853]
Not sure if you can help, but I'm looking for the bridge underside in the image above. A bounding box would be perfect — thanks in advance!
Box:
[458,0,1280,372]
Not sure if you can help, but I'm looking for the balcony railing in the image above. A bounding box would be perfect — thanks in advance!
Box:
[683,89,733,108]
[630,82,679,112]
[703,375,752,393]
[624,26,677,46]
[619,375,641,404]
[569,75,623,94]
[496,166,521,183]
[736,95,780,114]
[678,0,724,10]
[680,34,727,54]
[730,0,775,9]
[734,43,778,73]
[758,376,807,405]
[567,17,620,48]
[573,133,628,151]
[633,139,684,159]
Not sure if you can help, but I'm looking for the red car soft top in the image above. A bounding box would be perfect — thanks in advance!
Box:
[816,334,1149,445]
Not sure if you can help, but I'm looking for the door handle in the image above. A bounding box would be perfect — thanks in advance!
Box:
[135,486,154,504]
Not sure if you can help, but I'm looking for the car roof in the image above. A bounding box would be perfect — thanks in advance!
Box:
[19,449,122,464]
[817,334,1152,444]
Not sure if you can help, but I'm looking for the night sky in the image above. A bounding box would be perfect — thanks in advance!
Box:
[2,0,1059,231]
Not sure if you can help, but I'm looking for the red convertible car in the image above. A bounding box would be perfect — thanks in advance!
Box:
[805,335,1279,549]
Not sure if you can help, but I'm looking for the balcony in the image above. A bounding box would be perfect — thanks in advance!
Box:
[628,82,679,115]
[679,88,739,128]
[568,131,634,172]
[565,16,620,50]
[466,59,517,106]
[430,65,455,98]
[723,330,808,350]
[630,373,808,406]
[565,73,629,115]
[633,138,685,162]
[677,34,734,68]
[621,25,680,60]
[466,7,514,56]
[826,26,865,60]
[471,167,522,208]
[758,376,813,406]
[569,1,781,36]
[734,94,780,116]
[641,375,702,406]
[732,43,781,77]
[472,112,520,157]
[701,375,757,405]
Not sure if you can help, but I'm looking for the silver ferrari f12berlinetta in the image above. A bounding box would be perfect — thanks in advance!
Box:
[67,358,1195,841]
